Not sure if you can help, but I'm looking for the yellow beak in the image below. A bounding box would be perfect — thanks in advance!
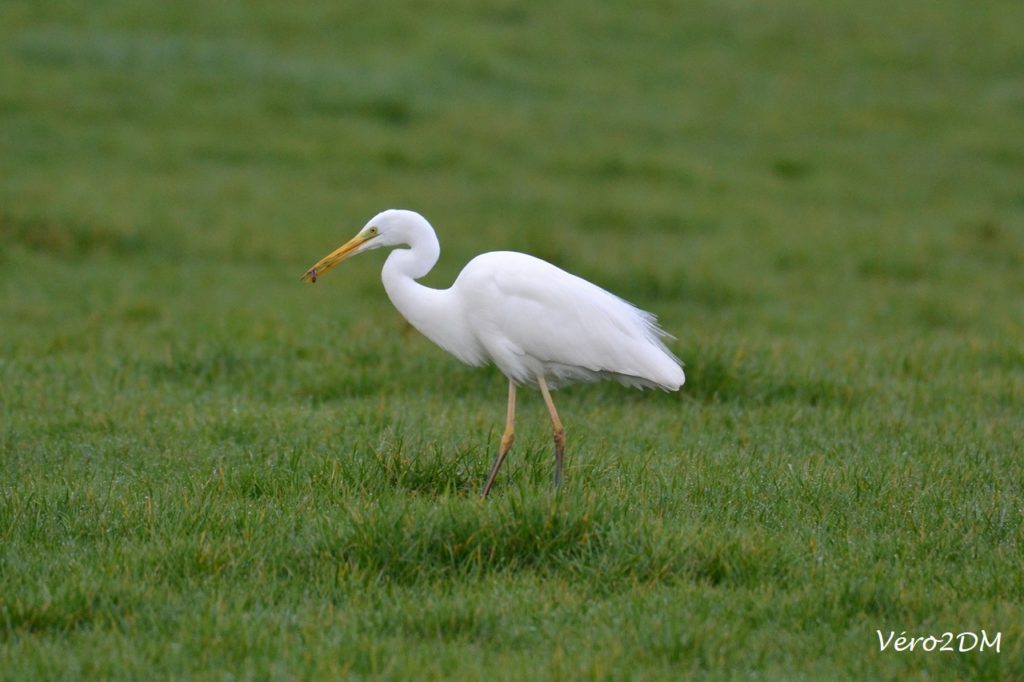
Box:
[301,234,371,283]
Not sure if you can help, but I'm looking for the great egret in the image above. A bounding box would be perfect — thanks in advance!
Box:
[302,209,684,496]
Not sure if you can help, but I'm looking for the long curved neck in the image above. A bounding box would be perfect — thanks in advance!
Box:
[382,222,440,282]
[380,224,479,364]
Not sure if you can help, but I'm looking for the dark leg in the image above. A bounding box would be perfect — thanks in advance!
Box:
[536,376,565,488]
[481,381,516,498]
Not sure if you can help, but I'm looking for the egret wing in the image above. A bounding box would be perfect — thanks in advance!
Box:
[457,252,682,389]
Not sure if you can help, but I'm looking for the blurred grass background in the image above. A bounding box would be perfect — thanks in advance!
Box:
[2,0,1023,679]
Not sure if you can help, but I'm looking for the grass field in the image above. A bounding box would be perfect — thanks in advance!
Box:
[2,0,1023,679]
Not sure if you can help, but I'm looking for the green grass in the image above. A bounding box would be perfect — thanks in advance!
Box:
[2,0,1023,679]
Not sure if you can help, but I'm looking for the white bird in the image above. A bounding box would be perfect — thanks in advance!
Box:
[302,209,684,496]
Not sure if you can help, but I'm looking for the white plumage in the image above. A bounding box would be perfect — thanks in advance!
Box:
[451,251,683,390]
[303,209,684,495]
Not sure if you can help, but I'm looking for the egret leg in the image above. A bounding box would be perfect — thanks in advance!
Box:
[536,376,565,488]
[481,381,516,498]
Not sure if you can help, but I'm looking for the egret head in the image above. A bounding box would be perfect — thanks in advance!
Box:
[301,209,424,283]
